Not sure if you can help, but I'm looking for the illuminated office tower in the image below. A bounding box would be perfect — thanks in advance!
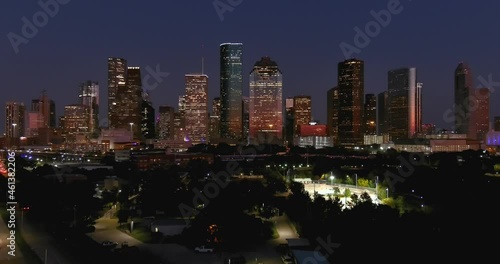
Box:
[242,96,249,141]
[5,102,25,138]
[377,91,388,135]
[212,97,221,118]
[220,43,243,140]
[124,67,143,138]
[249,57,283,143]
[141,92,156,140]
[158,106,175,140]
[60,104,89,143]
[337,58,364,146]
[107,57,127,129]
[79,80,99,135]
[454,62,475,138]
[284,98,295,145]
[474,87,490,140]
[364,94,377,135]
[387,67,421,140]
[184,74,209,143]
[209,97,221,142]
[326,87,339,144]
[293,96,312,137]
[31,91,55,128]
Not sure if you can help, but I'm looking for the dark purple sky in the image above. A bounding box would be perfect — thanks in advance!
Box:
[2,0,500,134]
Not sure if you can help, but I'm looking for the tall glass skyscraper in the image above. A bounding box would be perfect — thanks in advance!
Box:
[79,80,99,136]
[185,74,209,143]
[454,62,474,137]
[5,102,25,138]
[337,59,364,146]
[107,57,127,129]
[220,43,243,140]
[387,67,422,140]
[249,57,283,144]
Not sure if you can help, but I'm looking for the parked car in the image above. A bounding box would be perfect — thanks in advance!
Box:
[281,254,294,264]
[101,240,118,247]
[194,245,214,253]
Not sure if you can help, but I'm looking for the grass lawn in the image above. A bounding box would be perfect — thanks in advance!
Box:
[0,207,43,264]
[117,222,154,243]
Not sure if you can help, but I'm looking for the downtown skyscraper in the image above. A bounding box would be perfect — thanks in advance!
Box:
[107,58,143,139]
[293,96,312,136]
[184,74,209,143]
[220,43,243,141]
[474,87,490,140]
[5,102,25,138]
[326,87,339,144]
[249,57,283,143]
[364,93,377,135]
[337,59,364,146]
[157,106,175,140]
[141,91,156,140]
[387,67,422,140]
[79,80,99,136]
[107,57,127,129]
[454,62,475,138]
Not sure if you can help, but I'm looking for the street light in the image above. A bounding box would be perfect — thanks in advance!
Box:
[12,123,17,147]
[355,173,358,188]
[129,123,134,140]
[386,188,389,198]
[12,123,17,137]
[330,171,335,185]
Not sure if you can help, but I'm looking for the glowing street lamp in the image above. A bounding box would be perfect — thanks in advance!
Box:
[129,123,134,140]
[11,123,17,148]
[12,123,17,137]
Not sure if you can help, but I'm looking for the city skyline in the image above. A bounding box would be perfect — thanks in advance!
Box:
[3,1,500,134]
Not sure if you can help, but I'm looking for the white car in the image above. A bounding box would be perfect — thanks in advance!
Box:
[281,254,295,264]
[101,240,118,247]
[194,245,214,253]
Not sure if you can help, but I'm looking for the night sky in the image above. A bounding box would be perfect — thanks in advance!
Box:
[2,0,500,134]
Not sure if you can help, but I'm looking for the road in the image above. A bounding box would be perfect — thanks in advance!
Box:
[87,207,142,248]
[88,206,301,264]
[140,214,299,264]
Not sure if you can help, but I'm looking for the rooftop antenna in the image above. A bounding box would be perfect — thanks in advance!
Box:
[201,44,204,75]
